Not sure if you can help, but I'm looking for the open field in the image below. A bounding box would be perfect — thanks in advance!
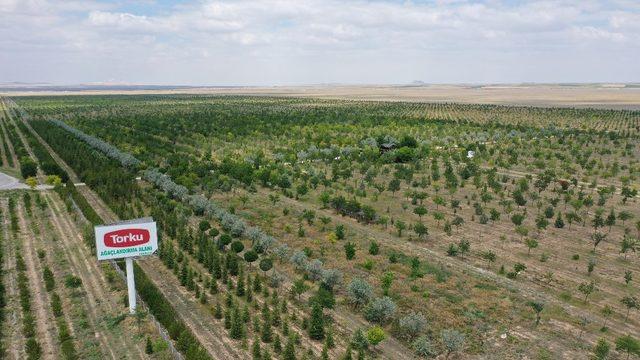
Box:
[3,83,640,110]
[1,93,638,359]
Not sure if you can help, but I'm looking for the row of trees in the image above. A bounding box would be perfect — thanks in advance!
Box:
[0,202,6,357]
[27,119,213,360]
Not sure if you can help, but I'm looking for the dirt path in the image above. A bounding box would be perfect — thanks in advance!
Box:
[77,185,117,222]
[44,192,148,360]
[16,201,59,359]
[1,198,25,359]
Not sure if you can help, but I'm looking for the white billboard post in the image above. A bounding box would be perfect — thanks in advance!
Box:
[95,217,158,314]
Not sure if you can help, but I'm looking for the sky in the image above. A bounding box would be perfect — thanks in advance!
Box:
[1,0,639,86]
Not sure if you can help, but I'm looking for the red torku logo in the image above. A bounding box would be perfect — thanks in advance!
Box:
[104,228,150,248]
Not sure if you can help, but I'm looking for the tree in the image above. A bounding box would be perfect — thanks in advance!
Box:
[458,239,470,259]
[480,250,496,267]
[231,240,245,253]
[588,258,597,275]
[412,336,435,358]
[259,258,273,272]
[525,238,538,255]
[511,213,525,226]
[351,328,369,351]
[347,278,373,307]
[578,281,596,303]
[388,179,401,194]
[321,345,329,360]
[319,216,331,231]
[593,338,610,360]
[364,297,397,324]
[309,303,325,340]
[45,175,62,186]
[620,237,639,259]
[591,232,607,253]
[511,225,527,241]
[230,307,244,339]
[621,296,639,322]
[342,345,353,360]
[395,220,406,237]
[380,271,394,296]
[601,305,613,330]
[398,312,427,339]
[145,337,154,354]
[291,278,308,301]
[625,270,633,286]
[319,192,330,208]
[441,329,465,359]
[244,250,258,266]
[301,209,315,225]
[252,335,262,360]
[26,176,38,189]
[619,211,633,225]
[366,326,386,349]
[344,242,356,260]
[283,335,296,360]
[529,301,544,326]
[606,209,616,231]
[413,205,427,219]
[368,241,379,255]
[20,157,37,178]
[615,335,640,360]
[414,222,428,239]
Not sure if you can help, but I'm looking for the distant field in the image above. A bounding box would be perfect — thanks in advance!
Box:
[3,83,640,110]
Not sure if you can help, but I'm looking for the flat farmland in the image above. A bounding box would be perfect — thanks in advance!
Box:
[3,94,639,359]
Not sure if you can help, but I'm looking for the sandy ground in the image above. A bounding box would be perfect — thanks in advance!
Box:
[3,84,640,110]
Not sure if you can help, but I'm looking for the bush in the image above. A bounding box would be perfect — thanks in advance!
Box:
[43,267,55,292]
[64,275,82,289]
[51,293,63,317]
[399,312,427,339]
[364,297,397,324]
[20,157,38,179]
[412,336,435,358]
[347,278,373,308]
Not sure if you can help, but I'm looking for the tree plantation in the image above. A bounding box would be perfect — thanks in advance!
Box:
[0,94,638,359]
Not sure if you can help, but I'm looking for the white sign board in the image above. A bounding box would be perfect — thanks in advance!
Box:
[95,218,158,261]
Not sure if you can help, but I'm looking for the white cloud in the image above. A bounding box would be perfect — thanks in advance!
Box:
[0,0,639,84]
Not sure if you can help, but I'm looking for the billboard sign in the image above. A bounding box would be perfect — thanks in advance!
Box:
[95,218,157,260]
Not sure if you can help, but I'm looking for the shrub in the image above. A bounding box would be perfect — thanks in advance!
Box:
[364,297,397,324]
[412,336,435,358]
[347,278,373,307]
[398,312,427,339]
[64,275,82,289]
